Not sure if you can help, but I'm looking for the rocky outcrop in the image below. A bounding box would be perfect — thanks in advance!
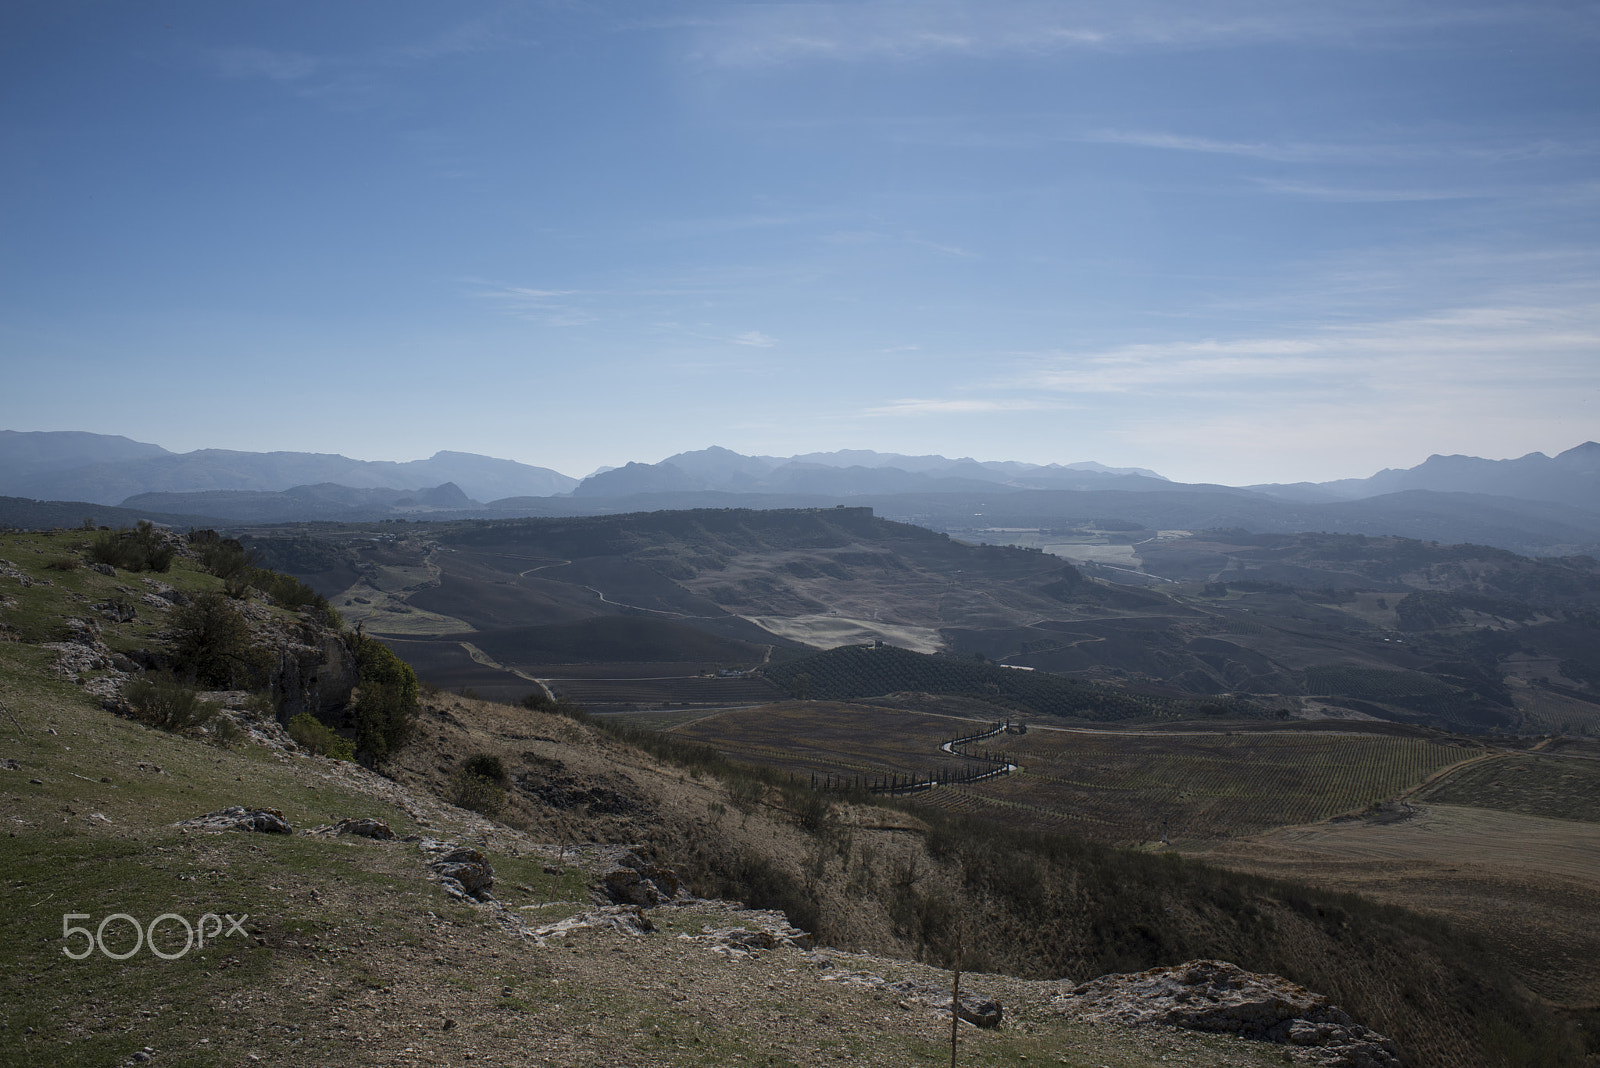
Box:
[1054,960,1400,1067]
[311,817,396,840]
[180,806,294,834]
[818,967,1003,1027]
[596,850,688,907]
[680,919,815,958]
[269,628,358,725]
[533,905,656,940]
[421,840,495,902]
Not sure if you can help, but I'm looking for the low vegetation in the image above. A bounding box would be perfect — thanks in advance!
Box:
[88,520,174,573]
[760,643,1258,722]
[122,673,219,732]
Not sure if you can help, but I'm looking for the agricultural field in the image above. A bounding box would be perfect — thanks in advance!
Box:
[669,700,1482,845]
[539,673,781,709]
[916,727,1480,843]
[670,702,999,787]
[1413,751,1600,823]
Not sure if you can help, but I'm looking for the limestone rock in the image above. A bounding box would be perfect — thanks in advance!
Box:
[334,817,396,840]
[681,920,817,959]
[818,968,1001,1026]
[1054,959,1400,1068]
[180,806,293,834]
[312,816,397,840]
[597,850,687,907]
[928,991,1004,1028]
[532,905,655,939]
[421,841,495,902]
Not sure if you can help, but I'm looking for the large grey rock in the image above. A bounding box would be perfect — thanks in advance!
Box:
[421,841,495,902]
[181,806,293,834]
[1055,960,1400,1068]
[533,905,655,939]
[270,631,358,724]
[597,850,686,907]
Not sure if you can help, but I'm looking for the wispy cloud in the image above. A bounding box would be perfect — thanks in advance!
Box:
[864,397,1074,416]
[731,330,778,348]
[1247,179,1488,203]
[1021,298,1600,395]
[208,48,319,82]
[1083,129,1600,166]
[474,284,597,327]
[203,13,518,96]
[690,1,1542,68]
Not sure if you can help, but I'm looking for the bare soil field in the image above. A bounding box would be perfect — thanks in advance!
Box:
[743,613,944,652]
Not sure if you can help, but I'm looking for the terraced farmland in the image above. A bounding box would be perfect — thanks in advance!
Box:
[670,702,998,785]
[1414,751,1600,823]
[543,673,781,709]
[918,728,1483,843]
[671,701,1485,845]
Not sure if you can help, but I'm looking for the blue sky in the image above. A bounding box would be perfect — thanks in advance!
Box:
[3,1,1597,485]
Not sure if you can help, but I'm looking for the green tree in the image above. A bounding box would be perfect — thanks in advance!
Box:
[351,633,419,762]
[171,592,261,688]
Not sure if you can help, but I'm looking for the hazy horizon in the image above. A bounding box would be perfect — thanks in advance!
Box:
[3,2,1596,485]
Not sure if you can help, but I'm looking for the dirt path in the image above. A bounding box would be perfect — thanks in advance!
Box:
[1393,749,1496,801]
[457,641,553,701]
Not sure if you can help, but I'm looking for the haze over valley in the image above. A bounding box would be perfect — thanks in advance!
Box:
[5,3,1599,1065]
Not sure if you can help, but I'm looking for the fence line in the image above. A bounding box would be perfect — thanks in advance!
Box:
[810,721,1021,797]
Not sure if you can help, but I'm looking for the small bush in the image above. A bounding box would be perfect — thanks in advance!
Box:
[519,690,590,722]
[286,712,355,760]
[450,769,506,817]
[210,716,245,748]
[124,675,219,732]
[43,557,78,572]
[462,753,508,783]
[90,521,174,573]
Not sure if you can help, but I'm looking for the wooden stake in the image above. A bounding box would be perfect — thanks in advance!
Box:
[950,928,963,1068]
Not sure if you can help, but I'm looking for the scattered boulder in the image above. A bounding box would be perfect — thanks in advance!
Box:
[310,817,397,840]
[180,806,293,834]
[1055,960,1400,1067]
[333,817,396,840]
[681,920,816,959]
[930,991,1004,1028]
[420,840,495,902]
[818,968,1001,1026]
[532,905,655,939]
[597,850,687,907]
[94,598,137,623]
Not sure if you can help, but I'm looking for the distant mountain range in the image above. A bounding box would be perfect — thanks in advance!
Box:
[1,430,1597,556]
[0,430,577,504]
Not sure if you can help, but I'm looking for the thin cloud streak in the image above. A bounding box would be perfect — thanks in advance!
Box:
[864,397,1076,416]
[691,1,1543,68]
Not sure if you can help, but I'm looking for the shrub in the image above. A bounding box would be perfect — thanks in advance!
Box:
[210,716,245,748]
[90,521,174,573]
[450,769,506,817]
[123,674,219,732]
[286,711,355,760]
[462,753,508,783]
